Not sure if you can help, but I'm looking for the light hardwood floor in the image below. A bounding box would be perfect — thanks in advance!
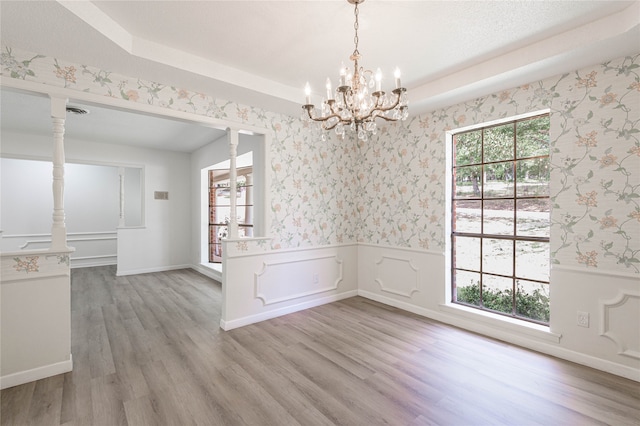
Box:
[1,265,639,425]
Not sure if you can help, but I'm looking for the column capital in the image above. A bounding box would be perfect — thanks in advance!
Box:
[49,95,68,119]
[226,127,240,147]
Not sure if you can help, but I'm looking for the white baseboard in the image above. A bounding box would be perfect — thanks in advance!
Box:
[116,264,191,276]
[191,263,222,282]
[221,290,358,331]
[71,257,117,269]
[358,290,640,382]
[1,355,73,390]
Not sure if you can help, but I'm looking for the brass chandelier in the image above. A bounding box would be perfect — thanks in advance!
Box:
[302,0,408,142]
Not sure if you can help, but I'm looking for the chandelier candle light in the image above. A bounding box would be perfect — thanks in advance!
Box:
[302,0,408,141]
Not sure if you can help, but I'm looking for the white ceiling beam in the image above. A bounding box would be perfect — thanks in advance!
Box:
[57,0,133,53]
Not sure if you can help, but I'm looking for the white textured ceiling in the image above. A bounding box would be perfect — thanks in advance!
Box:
[1,0,639,150]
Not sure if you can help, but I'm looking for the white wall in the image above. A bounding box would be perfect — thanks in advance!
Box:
[124,166,142,227]
[1,157,54,236]
[1,131,191,275]
[1,156,123,267]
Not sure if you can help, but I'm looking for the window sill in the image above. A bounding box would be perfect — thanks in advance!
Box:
[201,262,222,273]
[439,302,561,343]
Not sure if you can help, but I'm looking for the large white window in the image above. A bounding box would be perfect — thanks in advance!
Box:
[451,113,551,324]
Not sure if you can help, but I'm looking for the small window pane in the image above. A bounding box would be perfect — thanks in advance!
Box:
[516,241,550,282]
[483,162,514,198]
[454,236,480,271]
[455,131,482,166]
[483,238,513,276]
[239,224,253,237]
[516,280,550,323]
[484,123,514,162]
[516,158,550,197]
[454,270,481,307]
[455,165,482,199]
[453,200,481,234]
[210,225,228,241]
[516,199,550,238]
[516,117,550,159]
[483,200,514,236]
[209,243,222,263]
[482,274,514,315]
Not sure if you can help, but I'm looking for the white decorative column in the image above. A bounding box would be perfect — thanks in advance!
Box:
[118,167,126,227]
[227,128,239,238]
[50,95,70,251]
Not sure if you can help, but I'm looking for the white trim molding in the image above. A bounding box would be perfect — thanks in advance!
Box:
[374,255,420,297]
[1,356,73,390]
[255,255,343,305]
[221,290,357,331]
[192,263,222,283]
[600,289,640,360]
[358,241,443,257]
[552,264,640,280]
[359,289,640,382]
[116,263,192,276]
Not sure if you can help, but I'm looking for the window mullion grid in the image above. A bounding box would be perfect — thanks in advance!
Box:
[451,151,456,303]
[512,121,517,316]
[451,114,550,325]
[479,128,485,309]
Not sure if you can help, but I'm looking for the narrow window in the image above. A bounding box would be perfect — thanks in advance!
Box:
[208,166,254,263]
[451,114,550,324]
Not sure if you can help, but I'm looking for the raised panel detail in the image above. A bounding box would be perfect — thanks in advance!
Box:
[255,255,342,305]
[599,290,640,359]
[375,256,419,297]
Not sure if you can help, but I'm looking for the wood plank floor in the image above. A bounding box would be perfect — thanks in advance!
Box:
[2,265,639,425]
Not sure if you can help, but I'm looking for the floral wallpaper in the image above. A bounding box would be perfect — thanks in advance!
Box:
[357,54,639,273]
[2,45,638,273]
[357,81,555,252]
[13,256,39,273]
[549,57,639,272]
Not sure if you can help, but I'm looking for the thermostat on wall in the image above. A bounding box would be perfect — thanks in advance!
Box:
[154,191,169,200]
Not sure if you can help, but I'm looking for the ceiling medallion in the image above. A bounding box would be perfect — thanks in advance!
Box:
[302,0,408,141]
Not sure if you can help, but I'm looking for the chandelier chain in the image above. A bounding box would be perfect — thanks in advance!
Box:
[353,1,359,56]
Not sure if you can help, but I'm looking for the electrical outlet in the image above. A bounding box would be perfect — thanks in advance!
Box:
[577,311,589,328]
[313,273,319,284]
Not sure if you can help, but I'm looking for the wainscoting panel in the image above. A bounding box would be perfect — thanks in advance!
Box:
[375,255,419,297]
[358,244,443,310]
[1,232,117,268]
[600,290,640,359]
[357,244,640,381]
[222,243,358,330]
[255,255,342,305]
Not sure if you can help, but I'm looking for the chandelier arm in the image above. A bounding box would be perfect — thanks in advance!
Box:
[374,115,400,122]
[357,109,396,123]
[374,88,405,112]
[361,93,405,121]
[371,93,385,109]
[309,113,343,124]
[322,120,342,131]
